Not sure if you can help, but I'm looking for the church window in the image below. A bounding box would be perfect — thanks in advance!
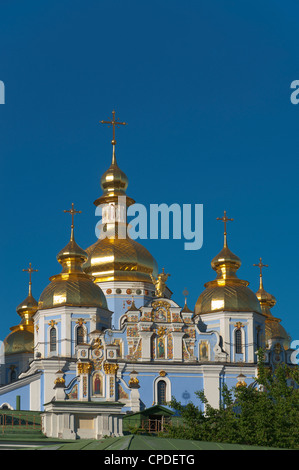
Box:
[235,329,242,354]
[76,326,85,345]
[157,380,167,405]
[50,327,57,352]
[10,369,16,382]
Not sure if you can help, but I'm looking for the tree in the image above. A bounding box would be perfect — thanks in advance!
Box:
[166,350,299,449]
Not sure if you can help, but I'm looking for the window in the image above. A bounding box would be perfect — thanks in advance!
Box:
[76,326,85,345]
[50,327,57,352]
[157,380,167,405]
[10,369,16,383]
[235,329,242,354]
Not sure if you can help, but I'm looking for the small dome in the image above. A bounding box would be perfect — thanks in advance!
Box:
[93,152,135,207]
[16,294,38,316]
[196,283,262,315]
[265,319,291,350]
[254,270,290,350]
[4,326,34,355]
[195,238,261,316]
[38,230,108,310]
[39,275,107,309]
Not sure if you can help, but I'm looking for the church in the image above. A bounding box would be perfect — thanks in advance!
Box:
[0,112,293,439]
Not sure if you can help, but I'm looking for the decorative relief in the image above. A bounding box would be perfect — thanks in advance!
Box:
[103,363,119,375]
[67,383,78,400]
[167,333,173,359]
[77,362,93,375]
[140,311,152,322]
[118,384,129,398]
[83,376,88,397]
[151,301,171,322]
[110,376,114,397]
[127,325,139,337]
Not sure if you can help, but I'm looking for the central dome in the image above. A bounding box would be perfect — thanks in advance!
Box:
[86,137,158,283]
[84,233,158,283]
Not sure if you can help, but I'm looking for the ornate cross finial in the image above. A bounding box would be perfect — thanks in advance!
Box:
[23,262,38,296]
[183,288,189,305]
[100,110,127,146]
[64,202,82,240]
[253,257,268,288]
[216,210,234,246]
[100,110,127,164]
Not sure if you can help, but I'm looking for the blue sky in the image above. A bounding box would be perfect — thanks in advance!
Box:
[0,0,298,343]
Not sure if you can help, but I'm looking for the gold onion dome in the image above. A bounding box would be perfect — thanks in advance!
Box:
[4,264,38,355]
[84,111,158,283]
[38,205,107,310]
[195,212,262,316]
[254,258,290,350]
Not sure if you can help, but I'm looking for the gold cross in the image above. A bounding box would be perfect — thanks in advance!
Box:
[216,210,234,235]
[64,202,82,229]
[253,257,268,277]
[23,262,38,295]
[100,110,127,145]
[216,210,233,245]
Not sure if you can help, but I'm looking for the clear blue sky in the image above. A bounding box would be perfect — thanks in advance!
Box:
[0,1,298,343]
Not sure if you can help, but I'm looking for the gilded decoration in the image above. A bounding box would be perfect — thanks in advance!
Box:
[77,362,93,375]
[48,320,57,328]
[167,333,173,359]
[159,370,167,377]
[110,376,114,397]
[92,337,104,350]
[150,268,171,297]
[76,318,86,326]
[156,326,167,337]
[54,376,65,387]
[127,325,139,337]
[128,376,140,388]
[103,363,119,375]
[152,300,171,322]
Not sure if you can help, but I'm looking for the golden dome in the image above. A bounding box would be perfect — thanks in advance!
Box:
[195,215,262,316]
[16,293,38,317]
[4,326,34,355]
[254,259,290,350]
[39,227,108,310]
[85,134,158,283]
[4,273,37,356]
[84,226,158,283]
[94,148,135,207]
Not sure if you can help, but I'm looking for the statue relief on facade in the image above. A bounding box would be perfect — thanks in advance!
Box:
[150,268,171,297]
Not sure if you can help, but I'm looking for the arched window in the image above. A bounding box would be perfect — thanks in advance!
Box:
[76,326,85,345]
[10,369,16,383]
[157,380,167,405]
[235,329,242,354]
[50,327,57,352]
